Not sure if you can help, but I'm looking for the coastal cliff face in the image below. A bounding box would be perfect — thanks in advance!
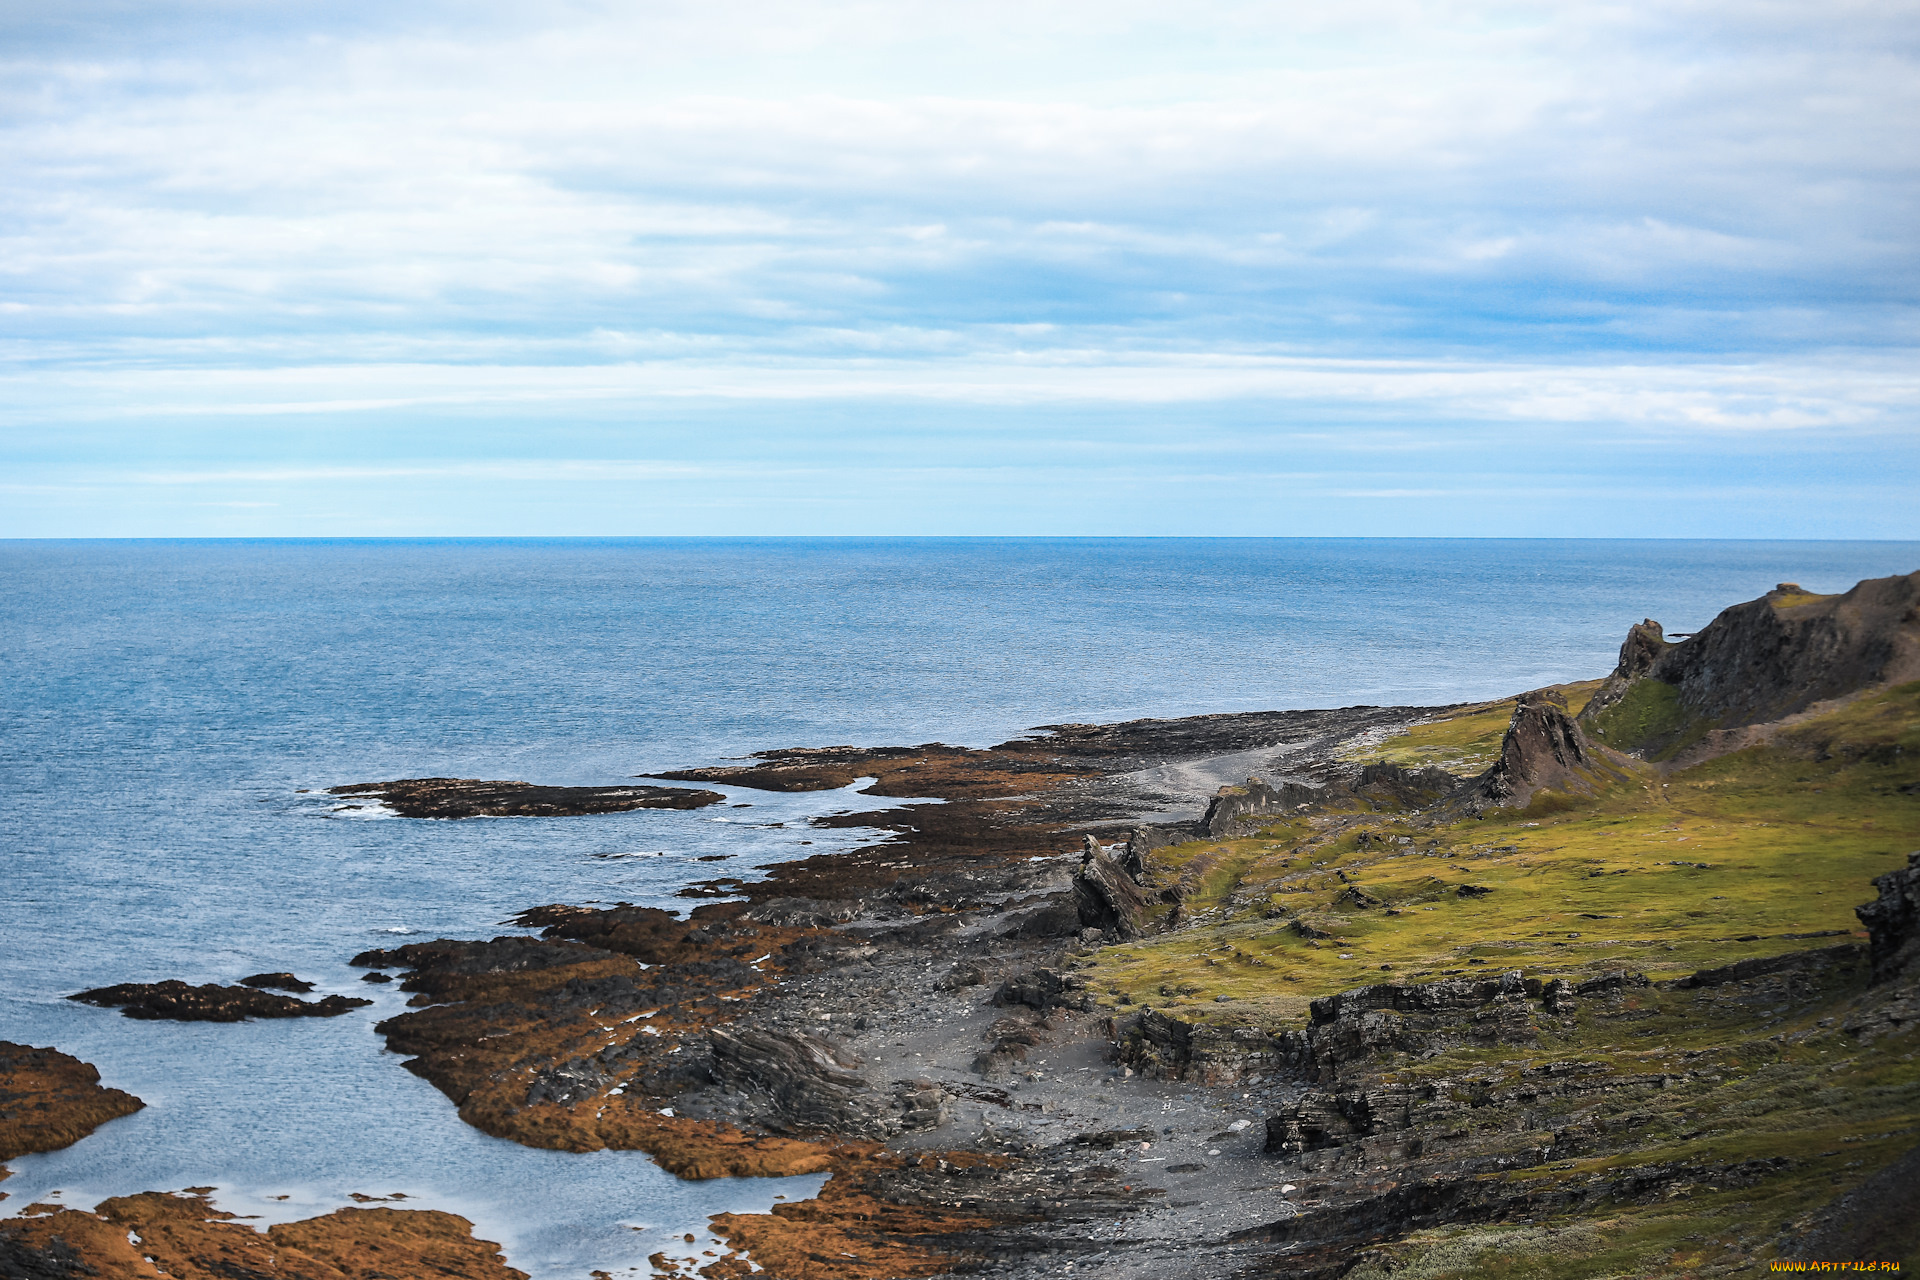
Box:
[1582,571,1920,759]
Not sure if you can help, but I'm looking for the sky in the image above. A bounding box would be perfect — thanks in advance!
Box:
[1,0,1916,536]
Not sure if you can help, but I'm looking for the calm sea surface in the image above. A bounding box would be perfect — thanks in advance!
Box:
[4,538,1917,1275]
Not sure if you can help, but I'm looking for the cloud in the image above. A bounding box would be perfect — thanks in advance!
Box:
[0,0,1914,534]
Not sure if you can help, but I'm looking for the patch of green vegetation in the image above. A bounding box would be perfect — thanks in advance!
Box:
[1770,590,1837,610]
[1582,677,1706,758]
[1781,678,1920,763]
[1344,680,1603,773]
[1082,683,1920,1026]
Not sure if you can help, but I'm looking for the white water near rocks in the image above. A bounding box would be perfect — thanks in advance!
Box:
[5,538,1918,1277]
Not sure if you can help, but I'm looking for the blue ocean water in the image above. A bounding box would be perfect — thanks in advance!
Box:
[3,538,1917,1276]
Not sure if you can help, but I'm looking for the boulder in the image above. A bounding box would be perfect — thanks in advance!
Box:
[992,969,1093,1013]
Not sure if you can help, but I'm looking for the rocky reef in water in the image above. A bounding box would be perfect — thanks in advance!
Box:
[69,980,372,1021]
[0,1188,526,1280]
[325,777,723,817]
[0,1042,144,1168]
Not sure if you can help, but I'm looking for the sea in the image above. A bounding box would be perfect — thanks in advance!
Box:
[4,538,1917,1277]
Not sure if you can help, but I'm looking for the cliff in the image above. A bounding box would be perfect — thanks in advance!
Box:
[1581,571,1920,759]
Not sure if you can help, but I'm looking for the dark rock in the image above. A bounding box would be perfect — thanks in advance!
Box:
[707,1026,946,1137]
[360,971,393,983]
[934,962,987,991]
[1857,851,1920,985]
[69,981,372,1022]
[525,1056,614,1107]
[1203,776,1339,836]
[1353,761,1465,806]
[1673,944,1866,990]
[326,776,724,818]
[992,969,1093,1013]
[1073,849,1151,940]
[239,972,314,993]
[1581,619,1673,721]
[1070,1127,1154,1148]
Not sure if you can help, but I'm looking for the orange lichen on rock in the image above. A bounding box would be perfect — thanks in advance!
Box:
[351,907,833,1159]
[694,1149,1019,1280]
[0,1189,525,1279]
[0,1041,144,1163]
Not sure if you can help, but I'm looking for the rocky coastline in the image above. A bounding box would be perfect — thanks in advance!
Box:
[9,571,1919,1278]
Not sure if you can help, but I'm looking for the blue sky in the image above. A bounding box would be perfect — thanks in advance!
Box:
[2,0,1916,536]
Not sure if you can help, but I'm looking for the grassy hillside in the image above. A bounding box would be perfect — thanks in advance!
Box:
[1079,682,1920,1275]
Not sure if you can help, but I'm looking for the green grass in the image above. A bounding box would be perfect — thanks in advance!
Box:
[1085,683,1920,1026]
[1082,679,1920,1274]
[1583,678,1707,758]
[1341,680,1604,773]
[1082,681,1920,1276]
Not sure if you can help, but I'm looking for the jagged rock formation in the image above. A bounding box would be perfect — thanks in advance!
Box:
[1203,777,1329,835]
[1580,618,1672,720]
[1121,972,1548,1087]
[1453,690,1633,814]
[327,776,723,817]
[1581,571,1920,758]
[1073,841,1151,939]
[69,981,372,1021]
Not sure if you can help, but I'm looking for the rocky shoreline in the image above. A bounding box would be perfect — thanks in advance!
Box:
[9,571,1919,1278]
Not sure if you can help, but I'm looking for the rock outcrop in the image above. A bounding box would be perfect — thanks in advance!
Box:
[1580,571,1920,757]
[1119,972,1554,1087]
[327,777,723,817]
[0,1043,144,1161]
[1454,690,1631,814]
[1581,618,1672,720]
[69,981,373,1021]
[1203,777,1328,835]
[1073,843,1151,939]
[1857,850,1920,985]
